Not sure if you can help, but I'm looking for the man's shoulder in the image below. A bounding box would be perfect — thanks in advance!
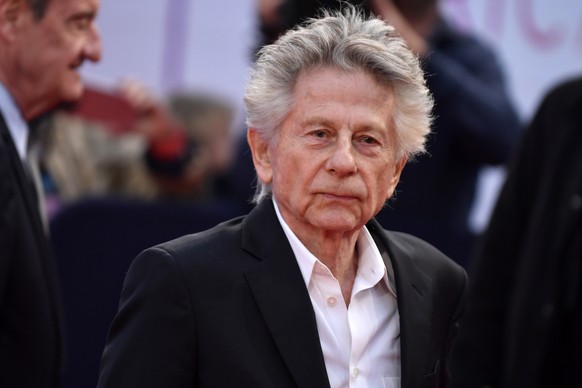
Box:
[390,230,465,276]
[156,215,246,257]
[123,215,248,283]
[373,225,468,316]
[387,229,446,257]
[130,201,281,274]
[369,220,466,279]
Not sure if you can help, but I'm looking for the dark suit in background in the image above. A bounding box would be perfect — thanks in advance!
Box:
[0,115,63,387]
[98,200,467,388]
[450,77,582,387]
[0,0,101,385]
[376,17,520,268]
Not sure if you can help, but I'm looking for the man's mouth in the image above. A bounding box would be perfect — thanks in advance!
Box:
[320,192,359,201]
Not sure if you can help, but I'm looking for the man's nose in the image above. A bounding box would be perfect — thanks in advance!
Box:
[84,24,102,63]
[326,137,357,176]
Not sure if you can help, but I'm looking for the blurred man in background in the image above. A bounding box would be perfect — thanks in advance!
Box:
[451,76,582,388]
[0,0,101,386]
[369,0,521,268]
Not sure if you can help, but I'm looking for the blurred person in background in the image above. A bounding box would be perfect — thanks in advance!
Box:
[368,0,521,268]
[148,91,236,201]
[0,0,101,386]
[450,76,582,388]
[38,80,235,217]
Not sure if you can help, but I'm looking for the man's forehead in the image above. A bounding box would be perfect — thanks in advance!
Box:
[46,0,99,15]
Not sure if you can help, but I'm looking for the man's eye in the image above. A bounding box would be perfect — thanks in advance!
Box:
[361,136,378,144]
[78,19,90,30]
[71,17,91,31]
[311,130,327,138]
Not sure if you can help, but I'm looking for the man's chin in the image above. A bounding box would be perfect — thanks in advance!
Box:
[310,211,363,232]
[59,84,85,108]
[68,83,85,100]
[48,85,85,115]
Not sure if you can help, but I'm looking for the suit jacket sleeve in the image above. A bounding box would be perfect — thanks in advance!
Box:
[98,246,197,388]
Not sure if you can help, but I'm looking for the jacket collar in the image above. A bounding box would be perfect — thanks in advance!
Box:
[242,199,331,388]
[241,200,436,387]
[368,219,440,386]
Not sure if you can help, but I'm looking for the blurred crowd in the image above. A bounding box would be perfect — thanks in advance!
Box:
[39,80,236,212]
[36,0,522,271]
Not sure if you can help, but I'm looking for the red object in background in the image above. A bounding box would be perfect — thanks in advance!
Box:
[70,85,191,163]
[69,86,138,134]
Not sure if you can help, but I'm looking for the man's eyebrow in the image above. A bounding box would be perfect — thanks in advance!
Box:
[302,116,387,133]
[302,117,334,127]
[68,10,98,21]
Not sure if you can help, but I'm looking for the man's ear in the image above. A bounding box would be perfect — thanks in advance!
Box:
[0,0,26,42]
[247,127,273,185]
[386,155,408,200]
[390,155,407,187]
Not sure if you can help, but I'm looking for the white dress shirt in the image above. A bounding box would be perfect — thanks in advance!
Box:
[273,199,401,388]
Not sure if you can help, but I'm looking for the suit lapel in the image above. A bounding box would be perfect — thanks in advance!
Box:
[242,200,330,388]
[240,204,440,387]
[368,219,437,387]
[0,115,44,236]
[0,113,64,366]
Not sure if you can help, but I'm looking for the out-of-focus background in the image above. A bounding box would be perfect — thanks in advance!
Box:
[82,0,582,126]
[80,0,257,130]
[46,2,581,387]
[79,0,582,229]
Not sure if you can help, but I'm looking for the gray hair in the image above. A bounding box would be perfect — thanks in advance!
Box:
[244,5,433,203]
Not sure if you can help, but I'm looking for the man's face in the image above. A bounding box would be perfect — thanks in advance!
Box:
[251,67,406,235]
[10,0,101,118]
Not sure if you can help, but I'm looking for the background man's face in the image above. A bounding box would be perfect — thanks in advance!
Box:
[13,0,101,114]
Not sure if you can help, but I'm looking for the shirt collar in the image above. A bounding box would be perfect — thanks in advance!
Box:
[0,82,28,161]
[272,198,397,297]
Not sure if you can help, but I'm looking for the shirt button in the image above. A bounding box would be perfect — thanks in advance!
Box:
[327,296,337,306]
[351,367,359,379]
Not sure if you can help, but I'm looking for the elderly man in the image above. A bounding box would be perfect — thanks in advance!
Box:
[0,0,101,387]
[97,6,466,388]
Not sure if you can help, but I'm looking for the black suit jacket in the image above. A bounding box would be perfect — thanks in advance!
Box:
[98,199,467,388]
[0,113,63,387]
[450,77,582,388]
